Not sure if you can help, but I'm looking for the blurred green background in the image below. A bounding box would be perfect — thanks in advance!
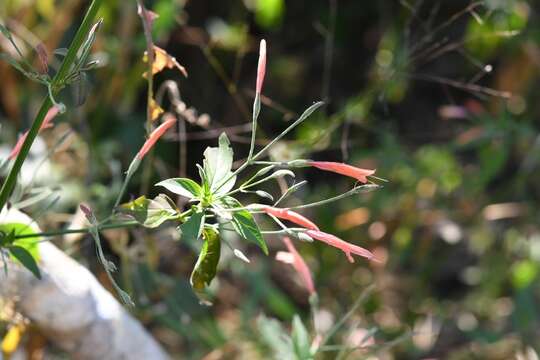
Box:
[1,0,540,358]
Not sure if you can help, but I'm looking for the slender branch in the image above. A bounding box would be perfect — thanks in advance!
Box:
[0,0,105,212]
[288,184,380,210]
[12,221,140,240]
[214,101,324,194]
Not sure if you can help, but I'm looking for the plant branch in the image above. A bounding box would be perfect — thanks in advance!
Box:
[0,0,105,212]
[12,221,140,240]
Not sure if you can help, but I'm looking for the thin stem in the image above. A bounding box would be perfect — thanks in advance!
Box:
[0,0,104,212]
[319,284,375,348]
[252,101,324,161]
[136,0,155,132]
[288,184,380,210]
[13,221,140,240]
[214,101,324,194]
[113,158,140,209]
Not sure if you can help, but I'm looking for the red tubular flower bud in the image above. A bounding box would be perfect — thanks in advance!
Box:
[281,236,316,295]
[307,161,375,183]
[8,105,60,160]
[255,39,266,95]
[136,115,177,160]
[305,229,377,263]
[260,205,319,230]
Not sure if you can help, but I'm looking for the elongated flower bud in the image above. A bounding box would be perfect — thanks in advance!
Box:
[136,114,177,160]
[260,205,319,230]
[305,229,377,263]
[308,161,375,183]
[255,39,266,95]
[9,105,60,160]
[279,236,316,295]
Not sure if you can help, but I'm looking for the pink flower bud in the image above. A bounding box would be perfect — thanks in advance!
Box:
[278,236,316,295]
[305,229,377,263]
[136,115,177,160]
[255,39,266,95]
[307,161,375,183]
[260,205,319,230]
[9,105,60,160]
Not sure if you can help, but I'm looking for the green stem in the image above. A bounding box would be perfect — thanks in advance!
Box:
[0,0,104,212]
[252,101,324,161]
[288,184,379,210]
[214,101,324,194]
[13,221,139,240]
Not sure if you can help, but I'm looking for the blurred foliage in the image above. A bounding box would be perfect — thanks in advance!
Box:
[1,0,540,359]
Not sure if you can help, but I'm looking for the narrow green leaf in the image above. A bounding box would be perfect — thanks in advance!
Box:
[257,315,295,359]
[179,211,205,243]
[156,178,202,199]
[292,315,312,359]
[220,197,268,254]
[190,228,221,291]
[8,246,41,279]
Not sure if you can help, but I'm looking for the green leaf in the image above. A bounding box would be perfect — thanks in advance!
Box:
[179,211,205,243]
[203,133,236,194]
[8,246,41,279]
[156,178,203,199]
[0,223,40,261]
[257,315,295,359]
[119,194,178,228]
[220,196,268,254]
[190,228,221,291]
[292,315,313,359]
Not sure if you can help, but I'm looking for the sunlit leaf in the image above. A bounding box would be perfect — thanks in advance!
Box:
[203,133,236,194]
[0,222,40,261]
[119,194,178,228]
[156,178,203,199]
[220,196,268,254]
